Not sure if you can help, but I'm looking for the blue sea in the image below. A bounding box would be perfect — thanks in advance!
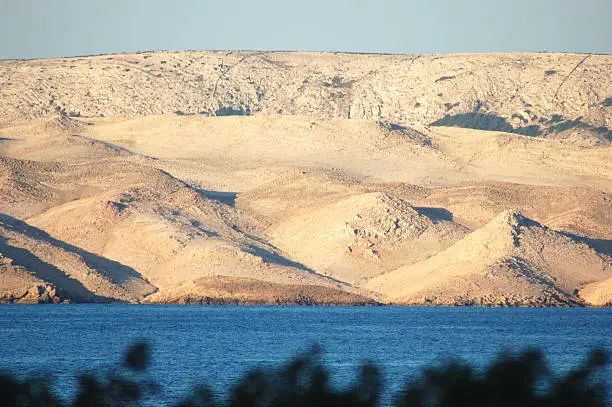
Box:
[0,305,611,404]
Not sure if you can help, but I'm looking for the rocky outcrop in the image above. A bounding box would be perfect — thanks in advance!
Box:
[366,210,611,306]
[0,283,64,304]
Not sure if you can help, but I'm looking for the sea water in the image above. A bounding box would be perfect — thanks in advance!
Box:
[1,305,610,404]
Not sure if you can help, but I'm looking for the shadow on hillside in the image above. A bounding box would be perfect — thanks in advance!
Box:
[431,113,542,136]
[415,207,454,223]
[215,106,251,116]
[585,239,612,257]
[0,214,148,288]
[188,220,221,237]
[544,117,612,142]
[0,234,114,302]
[559,231,612,257]
[196,189,237,207]
[244,244,317,274]
[233,226,349,285]
[378,121,433,146]
[69,135,135,155]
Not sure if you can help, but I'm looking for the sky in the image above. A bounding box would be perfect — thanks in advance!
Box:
[0,0,611,60]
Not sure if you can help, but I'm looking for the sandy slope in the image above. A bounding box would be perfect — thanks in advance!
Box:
[1,51,611,305]
[240,172,469,284]
[0,114,610,305]
[20,158,364,303]
[365,210,611,306]
[8,115,605,192]
[580,277,612,306]
[385,180,612,239]
[0,214,156,303]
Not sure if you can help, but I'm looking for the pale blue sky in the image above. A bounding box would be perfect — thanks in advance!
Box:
[1,0,610,59]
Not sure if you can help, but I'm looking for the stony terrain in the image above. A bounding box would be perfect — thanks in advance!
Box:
[0,51,610,305]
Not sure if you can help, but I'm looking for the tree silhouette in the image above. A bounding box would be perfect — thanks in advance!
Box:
[0,343,609,407]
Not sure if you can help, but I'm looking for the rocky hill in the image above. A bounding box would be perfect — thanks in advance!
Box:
[365,210,611,306]
[1,51,610,144]
[0,51,610,305]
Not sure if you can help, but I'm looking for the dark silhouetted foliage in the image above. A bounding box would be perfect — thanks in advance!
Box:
[0,344,609,406]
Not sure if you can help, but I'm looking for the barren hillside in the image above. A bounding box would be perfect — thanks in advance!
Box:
[0,51,610,305]
[365,210,611,306]
[1,51,610,144]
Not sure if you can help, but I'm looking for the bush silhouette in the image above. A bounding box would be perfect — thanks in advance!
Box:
[0,343,609,406]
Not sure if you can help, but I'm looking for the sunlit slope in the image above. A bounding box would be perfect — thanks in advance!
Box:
[1,52,610,143]
[0,214,156,303]
[1,50,611,305]
[366,210,611,306]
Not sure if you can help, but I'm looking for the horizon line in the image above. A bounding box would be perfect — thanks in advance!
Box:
[2,48,610,62]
